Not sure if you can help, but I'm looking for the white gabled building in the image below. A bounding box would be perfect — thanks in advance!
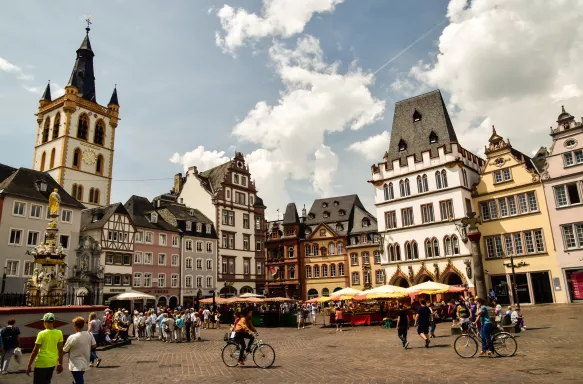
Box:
[370,90,484,293]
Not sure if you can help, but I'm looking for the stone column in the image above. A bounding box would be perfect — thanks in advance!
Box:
[468,231,487,300]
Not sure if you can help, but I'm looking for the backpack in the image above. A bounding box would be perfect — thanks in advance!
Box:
[1,327,19,349]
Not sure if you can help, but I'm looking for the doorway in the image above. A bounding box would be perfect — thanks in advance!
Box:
[509,273,531,304]
[531,272,553,303]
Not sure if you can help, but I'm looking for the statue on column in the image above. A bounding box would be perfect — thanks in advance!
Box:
[49,188,61,216]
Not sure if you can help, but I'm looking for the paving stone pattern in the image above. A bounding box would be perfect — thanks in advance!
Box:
[6,305,583,384]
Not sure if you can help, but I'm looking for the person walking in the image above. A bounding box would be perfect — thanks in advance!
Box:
[63,317,96,384]
[25,312,64,383]
[396,304,409,349]
[203,307,210,329]
[87,313,102,367]
[335,306,343,332]
[475,298,494,356]
[1,317,21,374]
[215,309,221,330]
[175,314,183,343]
[415,299,431,348]
[311,303,317,325]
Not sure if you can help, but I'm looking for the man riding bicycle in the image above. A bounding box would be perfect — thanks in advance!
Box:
[234,308,257,365]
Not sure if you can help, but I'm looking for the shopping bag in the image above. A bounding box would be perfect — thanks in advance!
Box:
[13,347,22,365]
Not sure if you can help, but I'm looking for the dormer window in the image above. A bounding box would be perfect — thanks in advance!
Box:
[351,237,357,245]
[413,109,422,122]
[308,213,315,220]
[323,211,330,218]
[333,201,339,206]
[189,209,194,216]
[305,227,312,235]
[398,139,407,152]
[336,223,343,231]
[429,131,438,144]
[322,202,328,208]
[186,221,192,231]
[338,209,345,216]
[206,224,211,234]
[151,212,158,224]
[362,218,370,227]
[196,223,202,232]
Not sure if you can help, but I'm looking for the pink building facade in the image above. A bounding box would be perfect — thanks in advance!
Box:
[125,196,181,309]
[542,107,583,302]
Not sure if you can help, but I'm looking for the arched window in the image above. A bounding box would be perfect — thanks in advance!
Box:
[313,265,320,278]
[452,235,460,255]
[96,155,103,175]
[398,139,407,152]
[422,174,429,192]
[94,120,105,145]
[405,242,412,260]
[52,113,61,139]
[49,148,55,169]
[76,185,83,201]
[328,243,335,255]
[425,239,433,258]
[305,244,311,256]
[73,148,81,169]
[40,152,46,172]
[417,176,423,193]
[444,236,452,256]
[89,188,94,203]
[330,264,336,277]
[399,180,405,197]
[435,171,442,189]
[312,244,319,256]
[383,183,389,200]
[42,118,50,143]
[462,169,468,187]
[404,179,411,196]
[288,246,294,258]
[77,114,89,140]
[394,244,401,261]
[336,242,343,255]
[338,263,345,276]
[441,170,448,188]
[322,265,328,277]
[322,288,330,297]
[388,183,394,200]
[306,266,312,278]
[412,241,419,259]
[72,184,78,199]
[389,245,395,262]
[429,131,438,144]
[433,238,440,257]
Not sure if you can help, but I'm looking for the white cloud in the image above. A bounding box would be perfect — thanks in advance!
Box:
[395,0,583,156]
[347,131,390,161]
[169,145,231,171]
[23,82,65,98]
[0,57,33,81]
[215,0,344,53]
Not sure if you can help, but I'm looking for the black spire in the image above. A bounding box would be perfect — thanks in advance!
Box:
[68,20,96,102]
[41,81,51,102]
[108,86,119,106]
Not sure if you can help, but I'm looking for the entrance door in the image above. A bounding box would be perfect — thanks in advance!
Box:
[491,275,510,305]
[510,273,531,304]
[531,272,553,303]
[566,269,583,302]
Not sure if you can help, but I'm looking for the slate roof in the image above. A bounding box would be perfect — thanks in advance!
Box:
[0,165,84,209]
[510,147,538,174]
[254,195,265,208]
[348,205,378,235]
[305,194,365,225]
[80,202,130,232]
[163,204,217,239]
[124,195,178,232]
[108,87,119,106]
[199,162,231,193]
[387,90,458,164]
[531,147,548,173]
[68,29,96,102]
[282,203,300,224]
[41,82,52,102]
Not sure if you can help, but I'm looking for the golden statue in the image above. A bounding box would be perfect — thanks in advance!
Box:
[49,188,61,216]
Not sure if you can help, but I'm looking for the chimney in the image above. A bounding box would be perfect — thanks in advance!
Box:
[188,166,198,175]
[301,204,307,223]
[173,173,183,194]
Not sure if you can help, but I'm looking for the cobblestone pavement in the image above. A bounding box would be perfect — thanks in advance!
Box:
[6,305,583,384]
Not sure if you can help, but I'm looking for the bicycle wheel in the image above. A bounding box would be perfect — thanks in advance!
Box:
[454,335,478,358]
[492,332,517,357]
[222,342,241,367]
[253,343,276,368]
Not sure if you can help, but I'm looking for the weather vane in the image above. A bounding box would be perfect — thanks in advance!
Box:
[85,15,92,33]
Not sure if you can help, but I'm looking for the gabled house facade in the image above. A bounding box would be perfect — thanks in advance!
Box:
[346,206,382,291]
[541,106,583,302]
[173,152,266,296]
[125,195,181,309]
[80,203,135,303]
[0,165,84,292]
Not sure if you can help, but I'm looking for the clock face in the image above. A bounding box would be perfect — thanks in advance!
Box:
[82,149,97,165]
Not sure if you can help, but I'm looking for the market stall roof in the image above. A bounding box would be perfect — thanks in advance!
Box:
[406,281,466,295]
[109,290,156,301]
[239,292,265,298]
[200,297,232,304]
[263,297,296,302]
[227,297,264,303]
[306,297,319,303]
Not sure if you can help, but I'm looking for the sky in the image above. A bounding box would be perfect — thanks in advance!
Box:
[1,0,583,220]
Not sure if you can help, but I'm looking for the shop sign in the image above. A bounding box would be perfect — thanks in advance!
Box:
[183,290,195,295]
[154,290,168,294]
[110,288,126,293]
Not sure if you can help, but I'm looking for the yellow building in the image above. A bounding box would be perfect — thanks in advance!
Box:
[474,127,566,304]
[345,213,383,291]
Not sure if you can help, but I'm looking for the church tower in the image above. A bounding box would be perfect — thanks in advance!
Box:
[33,20,119,208]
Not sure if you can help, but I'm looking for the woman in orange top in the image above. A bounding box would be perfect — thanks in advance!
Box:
[335,307,343,332]
[234,309,257,365]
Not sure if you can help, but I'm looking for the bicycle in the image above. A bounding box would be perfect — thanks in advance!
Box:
[454,322,518,358]
[221,333,276,368]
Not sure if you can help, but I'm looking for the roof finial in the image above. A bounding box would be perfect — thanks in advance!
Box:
[85,15,92,34]
[562,105,566,113]
[492,125,496,135]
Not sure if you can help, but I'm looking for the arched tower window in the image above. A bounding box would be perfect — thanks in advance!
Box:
[72,184,78,199]
[425,239,433,258]
[49,148,55,169]
[435,171,442,189]
[422,174,428,191]
[73,148,81,169]
[433,238,440,257]
[40,152,46,172]
[42,118,50,143]
[52,113,61,139]
[76,185,84,201]
[94,120,105,145]
[429,131,438,144]
[383,183,389,201]
[77,114,89,140]
[96,155,104,175]
[398,139,407,152]
[92,188,100,204]
[441,170,448,188]
[89,188,95,203]
[413,109,422,122]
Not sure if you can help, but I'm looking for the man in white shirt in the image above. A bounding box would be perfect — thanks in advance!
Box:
[202,308,210,329]
[63,316,96,384]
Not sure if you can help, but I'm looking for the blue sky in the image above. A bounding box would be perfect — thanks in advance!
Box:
[2,1,582,218]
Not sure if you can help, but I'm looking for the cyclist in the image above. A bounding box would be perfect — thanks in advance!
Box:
[474,297,493,356]
[234,308,257,366]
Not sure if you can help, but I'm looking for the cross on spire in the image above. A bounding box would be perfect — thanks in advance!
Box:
[85,15,92,33]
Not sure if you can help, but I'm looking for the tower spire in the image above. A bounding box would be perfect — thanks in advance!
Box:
[108,85,119,106]
[41,81,52,102]
[67,18,96,102]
